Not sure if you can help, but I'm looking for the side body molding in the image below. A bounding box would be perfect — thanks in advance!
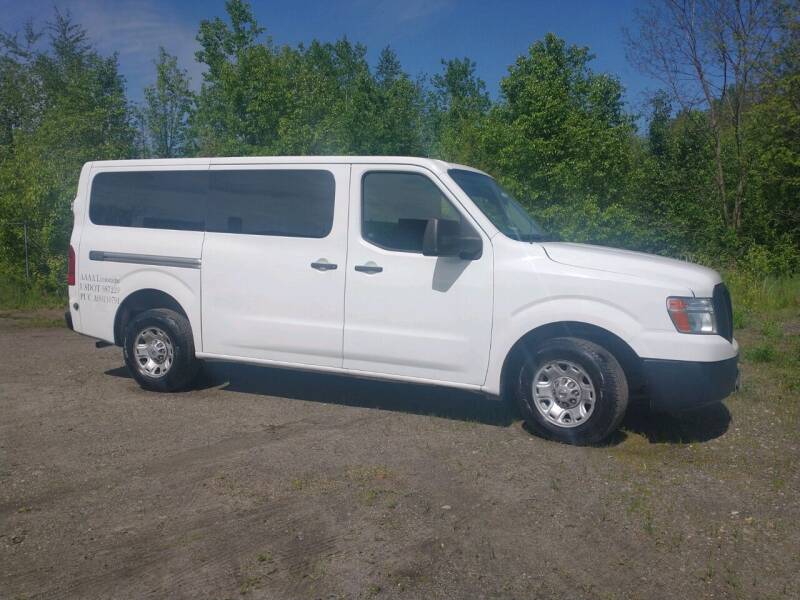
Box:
[90,251,201,269]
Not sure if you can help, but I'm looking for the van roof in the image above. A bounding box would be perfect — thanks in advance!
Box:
[86,156,489,177]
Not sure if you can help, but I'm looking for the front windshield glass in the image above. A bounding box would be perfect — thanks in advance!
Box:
[448,169,548,242]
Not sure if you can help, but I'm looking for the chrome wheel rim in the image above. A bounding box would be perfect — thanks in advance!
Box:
[133,327,174,378]
[532,360,596,428]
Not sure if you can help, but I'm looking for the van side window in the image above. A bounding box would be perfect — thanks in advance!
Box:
[362,172,462,253]
[90,171,207,231]
[208,170,335,238]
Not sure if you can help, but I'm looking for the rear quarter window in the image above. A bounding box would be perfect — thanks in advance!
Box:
[89,171,207,231]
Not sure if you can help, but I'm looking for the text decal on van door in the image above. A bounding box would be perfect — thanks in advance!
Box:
[80,272,121,305]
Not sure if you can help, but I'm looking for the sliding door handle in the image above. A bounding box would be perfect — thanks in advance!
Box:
[311,260,337,271]
[354,263,383,274]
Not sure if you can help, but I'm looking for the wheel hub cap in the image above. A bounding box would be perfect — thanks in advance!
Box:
[147,339,168,362]
[532,360,596,428]
[553,376,582,408]
[133,327,174,379]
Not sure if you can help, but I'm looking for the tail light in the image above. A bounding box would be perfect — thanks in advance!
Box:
[67,245,76,286]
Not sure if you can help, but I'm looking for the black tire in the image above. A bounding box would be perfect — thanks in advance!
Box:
[515,337,628,445]
[123,308,199,392]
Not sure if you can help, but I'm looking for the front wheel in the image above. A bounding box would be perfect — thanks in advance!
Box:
[515,337,628,445]
[123,308,199,392]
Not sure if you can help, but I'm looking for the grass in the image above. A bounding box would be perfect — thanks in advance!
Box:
[760,320,784,340]
[0,278,65,311]
[725,272,800,322]
[744,343,778,363]
[731,275,800,380]
[0,311,64,328]
[723,274,799,400]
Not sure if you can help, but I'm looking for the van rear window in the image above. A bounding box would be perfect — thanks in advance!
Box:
[208,170,335,238]
[89,169,336,238]
[90,171,208,231]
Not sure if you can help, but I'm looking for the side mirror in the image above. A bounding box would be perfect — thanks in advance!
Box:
[422,218,482,260]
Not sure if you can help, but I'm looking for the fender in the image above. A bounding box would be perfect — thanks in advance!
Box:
[117,269,201,347]
[483,296,644,396]
[81,267,202,348]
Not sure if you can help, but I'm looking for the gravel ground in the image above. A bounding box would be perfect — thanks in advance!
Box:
[1,314,798,599]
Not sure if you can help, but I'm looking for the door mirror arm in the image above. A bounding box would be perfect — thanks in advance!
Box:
[457,235,483,260]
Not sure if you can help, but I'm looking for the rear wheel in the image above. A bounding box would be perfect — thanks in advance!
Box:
[123,308,199,392]
[515,337,628,445]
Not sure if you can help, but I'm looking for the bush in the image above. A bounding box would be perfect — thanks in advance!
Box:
[0,272,65,310]
[738,240,800,279]
[725,272,800,317]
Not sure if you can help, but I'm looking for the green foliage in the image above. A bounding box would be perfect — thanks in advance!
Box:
[741,4,800,274]
[760,320,783,340]
[725,272,800,322]
[745,343,778,364]
[0,11,134,291]
[0,0,797,297]
[190,4,426,156]
[430,57,490,162]
[140,47,194,158]
[0,270,64,309]
[488,35,635,202]
[467,34,638,245]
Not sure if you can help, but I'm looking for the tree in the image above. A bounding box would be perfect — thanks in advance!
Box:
[376,46,402,87]
[370,47,426,155]
[468,34,639,246]
[647,90,672,158]
[0,9,135,289]
[626,0,779,233]
[430,57,490,161]
[2,0,797,289]
[742,0,800,271]
[141,48,194,158]
[486,34,635,202]
[191,2,427,156]
[0,23,41,148]
[191,0,270,155]
[432,57,490,117]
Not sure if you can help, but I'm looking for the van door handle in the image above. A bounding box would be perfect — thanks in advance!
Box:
[310,261,337,271]
[354,263,383,274]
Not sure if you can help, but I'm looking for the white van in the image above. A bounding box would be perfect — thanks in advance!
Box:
[65,157,738,444]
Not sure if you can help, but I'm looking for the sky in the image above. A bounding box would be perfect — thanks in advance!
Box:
[0,0,662,117]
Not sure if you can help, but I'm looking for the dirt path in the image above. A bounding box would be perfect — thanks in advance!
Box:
[1,322,798,599]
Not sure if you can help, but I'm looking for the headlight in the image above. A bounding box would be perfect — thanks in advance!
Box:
[666,297,717,334]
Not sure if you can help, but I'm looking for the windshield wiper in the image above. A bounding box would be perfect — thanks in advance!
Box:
[517,232,552,242]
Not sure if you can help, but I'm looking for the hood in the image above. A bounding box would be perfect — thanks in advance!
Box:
[541,242,720,296]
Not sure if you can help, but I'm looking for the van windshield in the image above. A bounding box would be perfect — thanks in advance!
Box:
[448,169,548,242]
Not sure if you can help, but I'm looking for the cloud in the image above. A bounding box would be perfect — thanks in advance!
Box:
[0,0,457,98]
[0,0,204,100]
[349,0,455,27]
[374,0,456,24]
[70,0,203,98]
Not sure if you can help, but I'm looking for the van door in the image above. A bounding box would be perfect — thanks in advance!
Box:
[343,165,493,385]
[201,164,348,367]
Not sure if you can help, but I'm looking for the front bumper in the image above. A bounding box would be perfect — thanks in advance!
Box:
[643,355,739,412]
